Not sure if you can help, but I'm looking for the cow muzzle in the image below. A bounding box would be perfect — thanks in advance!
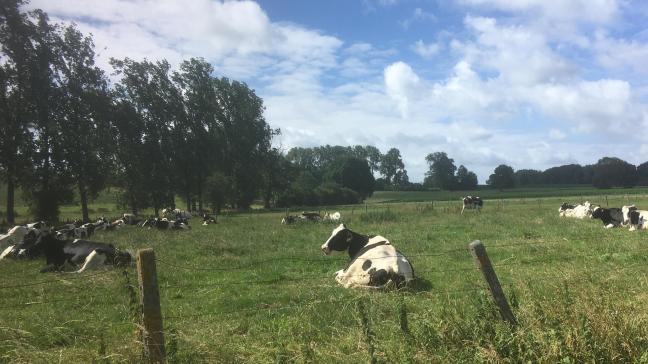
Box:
[321,244,331,255]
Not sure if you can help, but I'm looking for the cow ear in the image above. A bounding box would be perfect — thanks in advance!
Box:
[341,223,347,229]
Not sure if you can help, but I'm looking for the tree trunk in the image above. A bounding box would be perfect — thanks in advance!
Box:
[79,181,89,223]
[186,193,191,212]
[6,172,15,225]
[197,178,203,213]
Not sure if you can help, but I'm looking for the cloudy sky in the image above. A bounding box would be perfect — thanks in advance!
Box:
[26,0,648,182]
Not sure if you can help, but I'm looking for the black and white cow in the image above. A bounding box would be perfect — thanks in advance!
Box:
[22,233,131,273]
[622,205,648,230]
[461,196,483,215]
[162,208,192,220]
[0,222,51,260]
[591,206,624,228]
[0,225,29,251]
[300,211,322,221]
[320,224,414,289]
[201,213,217,225]
[559,201,594,218]
[141,218,189,230]
[122,213,141,226]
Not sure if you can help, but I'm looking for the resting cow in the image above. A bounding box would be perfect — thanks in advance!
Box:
[323,211,342,222]
[559,201,593,218]
[21,233,131,273]
[141,218,189,230]
[320,224,414,289]
[591,207,623,228]
[461,196,483,215]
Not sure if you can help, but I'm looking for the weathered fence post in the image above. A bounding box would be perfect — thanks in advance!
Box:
[469,240,517,326]
[605,196,609,207]
[365,203,368,213]
[137,249,166,363]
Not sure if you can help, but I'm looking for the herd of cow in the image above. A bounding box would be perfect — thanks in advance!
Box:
[559,201,648,230]
[1,196,646,290]
[0,208,217,274]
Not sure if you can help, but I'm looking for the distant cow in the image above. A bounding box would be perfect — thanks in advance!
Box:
[559,201,594,219]
[281,215,297,225]
[591,207,624,228]
[141,218,189,230]
[122,213,141,225]
[162,208,192,220]
[320,224,414,288]
[201,213,217,225]
[461,196,483,215]
[323,211,342,222]
[300,212,322,221]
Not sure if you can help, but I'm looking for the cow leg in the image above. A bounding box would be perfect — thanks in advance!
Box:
[461,206,465,215]
[0,245,15,260]
[74,250,107,273]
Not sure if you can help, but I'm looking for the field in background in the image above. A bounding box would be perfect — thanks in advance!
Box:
[2,193,648,362]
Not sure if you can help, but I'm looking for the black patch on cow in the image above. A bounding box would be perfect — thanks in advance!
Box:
[630,210,641,225]
[344,240,389,272]
[368,268,389,286]
[592,207,622,226]
[362,259,372,271]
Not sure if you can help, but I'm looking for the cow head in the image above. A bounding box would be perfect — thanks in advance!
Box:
[622,205,637,224]
[321,224,356,255]
[113,250,132,266]
[592,206,605,219]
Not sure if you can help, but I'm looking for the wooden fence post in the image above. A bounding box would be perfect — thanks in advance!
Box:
[469,240,517,326]
[605,196,609,207]
[137,249,166,363]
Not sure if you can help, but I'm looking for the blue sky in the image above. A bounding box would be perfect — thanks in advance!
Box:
[27,0,648,182]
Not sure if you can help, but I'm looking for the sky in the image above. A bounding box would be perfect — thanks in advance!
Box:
[25,0,648,183]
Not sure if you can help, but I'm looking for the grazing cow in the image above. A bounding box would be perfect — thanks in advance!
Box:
[323,211,342,222]
[461,196,483,215]
[23,233,131,273]
[559,201,594,219]
[591,207,624,228]
[622,205,648,230]
[320,224,414,289]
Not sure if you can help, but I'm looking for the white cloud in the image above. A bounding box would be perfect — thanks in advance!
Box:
[594,31,648,75]
[549,129,567,140]
[400,7,436,29]
[460,0,620,24]
[411,40,441,59]
[384,62,421,118]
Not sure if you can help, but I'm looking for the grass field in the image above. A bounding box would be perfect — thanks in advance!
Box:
[2,191,648,362]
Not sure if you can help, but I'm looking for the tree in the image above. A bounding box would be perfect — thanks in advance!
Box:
[57,24,112,222]
[23,10,73,222]
[0,0,36,224]
[364,145,382,175]
[487,164,515,190]
[592,157,637,189]
[325,156,375,199]
[542,164,584,184]
[213,77,275,209]
[111,58,180,215]
[380,148,406,186]
[455,165,478,190]
[424,152,457,190]
[260,149,293,208]
[173,58,219,212]
[514,169,543,186]
[637,161,648,186]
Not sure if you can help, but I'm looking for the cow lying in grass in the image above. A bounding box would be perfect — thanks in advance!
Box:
[23,233,131,273]
[282,212,323,224]
[320,224,414,289]
[591,206,624,228]
[558,201,593,218]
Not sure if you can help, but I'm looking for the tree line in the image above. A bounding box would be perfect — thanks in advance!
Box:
[0,1,279,223]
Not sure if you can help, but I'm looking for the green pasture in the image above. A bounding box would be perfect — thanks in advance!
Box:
[2,192,648,362]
